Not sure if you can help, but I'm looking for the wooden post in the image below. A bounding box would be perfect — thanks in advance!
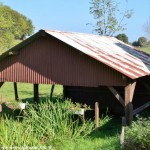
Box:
[0,82,4,88]
[0,96,2,119]
[63,86,67,100]
[95,102,99,130]
[34,84,39,103]
[125,82,136,125]
[50,85,55,100]
[120,117,126,148]
[14,82,19,101]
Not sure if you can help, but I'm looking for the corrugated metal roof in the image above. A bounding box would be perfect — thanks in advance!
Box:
[45,30,150,79]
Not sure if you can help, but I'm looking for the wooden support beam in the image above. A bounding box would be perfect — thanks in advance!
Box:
[130,82,136,101]
[50,85,55,100]
[108,86,125,107]
[125,82,136,125]
[133,101,150,116]
[14,82,19,101]
[0,82,4,88]
[95,102,99,130]
[34,84,39,103]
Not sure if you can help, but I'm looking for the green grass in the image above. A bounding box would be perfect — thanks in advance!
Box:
[140,46,150,54]
[0,82,62,102]
[0,82,121,149]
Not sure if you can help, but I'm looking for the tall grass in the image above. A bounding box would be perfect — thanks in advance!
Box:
[0,99,94,148]
[0,83,121,149]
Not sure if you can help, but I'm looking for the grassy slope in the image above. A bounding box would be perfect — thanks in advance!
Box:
[0,82,121,150]
[140,46,150,54]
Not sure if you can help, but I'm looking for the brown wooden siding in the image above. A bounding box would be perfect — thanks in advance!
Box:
[0,35,126,87]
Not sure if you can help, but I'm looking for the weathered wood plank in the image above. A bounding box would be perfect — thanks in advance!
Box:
[133,101,150,115]
[95,102,99,130]
[108,86,125,107]
[130,82,136,101]
[125,82,136,125]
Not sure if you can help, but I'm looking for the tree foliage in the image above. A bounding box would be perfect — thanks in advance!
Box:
[132,37,148,47]
[116,33,128,43]
[0,3,34,52]
[132,41,139,47]
[138,37,148,47]
[89,0,133,36]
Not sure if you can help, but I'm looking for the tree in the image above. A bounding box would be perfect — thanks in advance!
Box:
[132,41,139,47]
[138,37,148,47]
[132,37,148,47]
[89,0,133,36]
[116,33,128,43]
[0,3,34,52]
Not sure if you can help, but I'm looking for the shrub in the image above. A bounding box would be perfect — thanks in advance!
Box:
[124,116,150,150]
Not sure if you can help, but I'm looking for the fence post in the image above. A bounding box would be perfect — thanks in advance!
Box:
[0,96,2,119]
[14,82,19,101]
[34,84,39,103]
[95,102,99,130]
[120,117,126,148]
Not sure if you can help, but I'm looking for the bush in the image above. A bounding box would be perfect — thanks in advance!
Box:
[124,116,150,150]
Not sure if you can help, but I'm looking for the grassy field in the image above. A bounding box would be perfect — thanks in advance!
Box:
[0,82,121,150]
[0,82,62,102]
[140,46,150,54]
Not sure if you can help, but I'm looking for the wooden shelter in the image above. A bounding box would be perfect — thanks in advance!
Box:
[0,29,150,125]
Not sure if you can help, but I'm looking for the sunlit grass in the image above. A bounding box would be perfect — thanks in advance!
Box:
[0,82,62,102]
[0,82,121,149]
[140,46,150,54]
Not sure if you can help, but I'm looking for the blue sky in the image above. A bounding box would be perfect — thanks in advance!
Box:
[1,0,150,42]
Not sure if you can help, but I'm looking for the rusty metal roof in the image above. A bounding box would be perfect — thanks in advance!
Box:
[45,30,150,79]
[0,29,150,79]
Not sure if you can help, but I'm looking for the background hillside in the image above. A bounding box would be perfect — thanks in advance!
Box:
[140,46,150,54]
